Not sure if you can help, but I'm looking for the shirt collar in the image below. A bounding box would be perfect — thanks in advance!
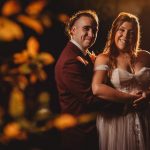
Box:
[70,39,87,56]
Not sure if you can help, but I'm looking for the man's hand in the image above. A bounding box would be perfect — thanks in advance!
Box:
[132,91,147,108]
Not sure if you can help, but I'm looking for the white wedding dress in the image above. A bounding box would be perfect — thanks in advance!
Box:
[96,66,150,150]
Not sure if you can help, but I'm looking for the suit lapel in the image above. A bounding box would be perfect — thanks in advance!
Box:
[66,42,94,79]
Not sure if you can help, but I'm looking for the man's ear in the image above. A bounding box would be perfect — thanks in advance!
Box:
[71,26,76,34]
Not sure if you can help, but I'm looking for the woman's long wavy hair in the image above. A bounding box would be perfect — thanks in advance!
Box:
[103,12,141,72]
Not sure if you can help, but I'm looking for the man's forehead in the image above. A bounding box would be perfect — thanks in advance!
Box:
[75,16,96,26]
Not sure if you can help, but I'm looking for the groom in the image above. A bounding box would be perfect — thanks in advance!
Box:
[55,10,104,150]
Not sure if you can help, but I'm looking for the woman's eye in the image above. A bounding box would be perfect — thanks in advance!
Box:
[129,31,134,35]
[118,28,124,32]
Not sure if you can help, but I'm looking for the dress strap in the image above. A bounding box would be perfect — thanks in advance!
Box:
[94,64,109,71]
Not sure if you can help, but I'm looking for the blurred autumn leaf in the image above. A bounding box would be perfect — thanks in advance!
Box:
[9,87,25,118]
[0,17,24,41]
[37,52,55,65]
[53,114,77,130]
[25,0,47,16]
[27,36,40,57]
[58,13,69,23]
[40,14,53,28]
[3,122,22,138]
[13,36,55,84]
[1,0,21,16]
[14,50,29,64]
[17,15,44,34]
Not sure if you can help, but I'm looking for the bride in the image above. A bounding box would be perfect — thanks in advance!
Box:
[92,12,150,150]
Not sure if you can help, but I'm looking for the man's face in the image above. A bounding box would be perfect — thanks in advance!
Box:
[71,16,98,50]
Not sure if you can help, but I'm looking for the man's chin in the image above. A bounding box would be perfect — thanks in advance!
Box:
[84,43,93,49]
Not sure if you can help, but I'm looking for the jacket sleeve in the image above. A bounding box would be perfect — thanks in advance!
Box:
[62,59,104,105]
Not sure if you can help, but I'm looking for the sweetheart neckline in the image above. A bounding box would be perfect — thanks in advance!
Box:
[113,67,150,75]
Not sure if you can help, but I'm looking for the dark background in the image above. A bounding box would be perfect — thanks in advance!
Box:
[0,0,150,149]
[1,0,150,112]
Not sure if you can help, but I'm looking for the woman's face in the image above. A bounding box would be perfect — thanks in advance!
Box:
[114,21,135,52]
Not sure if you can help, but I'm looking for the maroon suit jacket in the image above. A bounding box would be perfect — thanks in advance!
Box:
[55,42,104,132]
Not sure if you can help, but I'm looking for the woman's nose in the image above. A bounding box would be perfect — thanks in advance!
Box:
[123,30,129,38]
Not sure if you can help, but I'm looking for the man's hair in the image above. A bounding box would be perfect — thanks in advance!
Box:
[65,10,99,38]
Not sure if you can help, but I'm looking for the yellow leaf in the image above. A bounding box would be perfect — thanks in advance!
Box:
[17,15,43,34]
[9,88,25,118]
[18,64,31,74]
[53,114,77,130]
[13,50,29,64]
[58,13,69,23]
[38,70,47,80]
[26,36,39,57]
[0,17,24,41]
[78,113,97,124]
[30,73,37,83]
[25,0,47,16]
[41,14,52,28]
[38,52,55,65]
[3,122,21,138]
[18,75,28,90]
[2,0,21,16]
[38,92,50,104]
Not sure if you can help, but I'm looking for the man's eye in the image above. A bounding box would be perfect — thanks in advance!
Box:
[83,27,89,31]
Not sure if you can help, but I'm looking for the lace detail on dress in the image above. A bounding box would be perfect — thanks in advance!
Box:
[94,64,109,71]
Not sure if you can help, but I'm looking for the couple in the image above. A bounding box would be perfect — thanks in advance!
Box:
[55,10,150,150]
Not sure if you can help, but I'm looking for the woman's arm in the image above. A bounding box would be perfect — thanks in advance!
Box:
[133,50,150,106]
[92,54,141,103]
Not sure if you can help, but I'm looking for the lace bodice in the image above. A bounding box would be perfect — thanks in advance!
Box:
[111,67,150,93]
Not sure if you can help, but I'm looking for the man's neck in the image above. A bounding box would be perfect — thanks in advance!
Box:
[70,39,87,56]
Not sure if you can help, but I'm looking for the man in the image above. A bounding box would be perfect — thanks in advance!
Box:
[55,10,104,150]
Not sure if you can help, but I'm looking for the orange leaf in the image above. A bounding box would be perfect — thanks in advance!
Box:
[38,52,55,65]
[58,13,69,23]
[53,114,77,130]
[25,0,47,16]
[41,14,53,28]
[38,70,47,80]
[30,73,37,83]
[9,88,25,118]
[0,17,24,41]
[17,15,43,34]
[13,50,29,64]
[2,0,21,16]
[27,36,40,58]
[3,122,21,139]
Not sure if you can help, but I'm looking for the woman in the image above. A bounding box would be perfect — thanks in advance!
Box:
[92,12,150,150]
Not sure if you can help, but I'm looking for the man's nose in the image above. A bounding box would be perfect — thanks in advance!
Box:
[88,29,94,37]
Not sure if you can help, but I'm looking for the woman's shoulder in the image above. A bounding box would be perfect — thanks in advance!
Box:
[95,53,109,65]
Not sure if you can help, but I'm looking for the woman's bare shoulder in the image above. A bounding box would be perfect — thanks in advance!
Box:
[95,53,109,64]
